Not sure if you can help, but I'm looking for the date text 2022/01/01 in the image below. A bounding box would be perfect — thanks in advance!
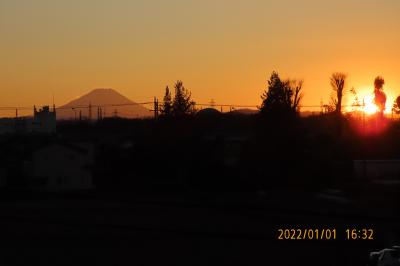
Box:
[277,228,374,240]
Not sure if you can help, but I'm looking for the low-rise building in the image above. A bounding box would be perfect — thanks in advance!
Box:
[0,105,56,135]
[32,105,56,134]
[24,142,94,190]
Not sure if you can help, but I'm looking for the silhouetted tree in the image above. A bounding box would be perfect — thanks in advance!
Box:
[392,95,400,114]
[329,72,347,114]
[287,79,303,112]
[261,72,284,113]
[260,71,303,115]
[374,76,386,114]
[323,104,335,113]
[172,80,196,117]
[349,87,362,111]
[374,76,385,90]
[161,86,172,116]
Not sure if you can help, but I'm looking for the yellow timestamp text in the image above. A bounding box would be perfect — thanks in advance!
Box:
[345,228,374,240]
[276,228,375,240]
[277,229,337,240]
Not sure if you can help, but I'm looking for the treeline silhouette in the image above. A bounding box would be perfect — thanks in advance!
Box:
[0,73,399,266]
[54,110,400,198]
[1,71,400,202]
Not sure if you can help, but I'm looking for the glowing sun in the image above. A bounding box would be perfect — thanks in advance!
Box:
[362,95,378,114]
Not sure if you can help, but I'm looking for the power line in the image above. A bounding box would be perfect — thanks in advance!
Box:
[0,102,154,111]
[0,101,373,113]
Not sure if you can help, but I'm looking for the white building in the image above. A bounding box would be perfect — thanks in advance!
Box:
[32,105,56,134]
[26,143,94,190]
[0,105,56,135]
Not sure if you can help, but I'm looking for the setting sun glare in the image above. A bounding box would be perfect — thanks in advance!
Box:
[346,88,394,115]
[362,94,378,115]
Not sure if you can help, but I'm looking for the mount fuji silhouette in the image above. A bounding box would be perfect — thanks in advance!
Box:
[57,88,152,120]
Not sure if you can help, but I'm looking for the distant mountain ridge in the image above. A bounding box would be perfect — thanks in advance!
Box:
[57,88,152,120]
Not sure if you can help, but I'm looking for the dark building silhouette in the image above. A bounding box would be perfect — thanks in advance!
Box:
[0,105,56,134]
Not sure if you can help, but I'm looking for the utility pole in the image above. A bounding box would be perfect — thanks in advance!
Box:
[156,98,159,119]
[210,99,216,109]
[89,102,92,121]
[79,110,82,121]
[154,97,159,120]
[15,108,18,118]
[320,99,324,114]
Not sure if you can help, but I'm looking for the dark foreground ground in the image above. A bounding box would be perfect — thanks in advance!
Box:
[0,186,399,266]
[3,113,400,265]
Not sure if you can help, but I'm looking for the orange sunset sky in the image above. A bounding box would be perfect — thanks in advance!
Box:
[1,0,399,116]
